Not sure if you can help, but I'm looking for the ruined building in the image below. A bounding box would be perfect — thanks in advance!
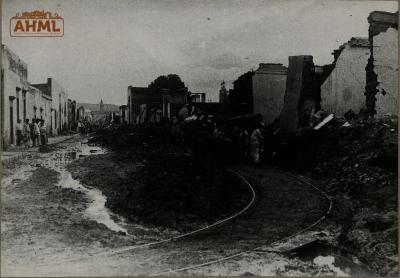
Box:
[366,11,398,117]
[127,86,188,124]
[280,56,321,132]
[252,63,287,124]
[321,37,370,117]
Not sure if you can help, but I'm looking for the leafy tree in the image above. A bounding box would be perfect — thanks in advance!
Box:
[222,71,254,115]
[149,74,186,90]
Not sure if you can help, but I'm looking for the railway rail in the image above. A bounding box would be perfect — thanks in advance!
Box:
[36,163,257,267]
[151,170,333,276]
[33,137,332,275]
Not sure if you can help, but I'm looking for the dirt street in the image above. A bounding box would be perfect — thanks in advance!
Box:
[1,136,370,276]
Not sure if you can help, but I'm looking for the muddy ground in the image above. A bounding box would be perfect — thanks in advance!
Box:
[67,150,251,230]
[1,135,367,276]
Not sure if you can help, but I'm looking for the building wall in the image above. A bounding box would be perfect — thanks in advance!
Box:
[252,64,287,124]
[1,45,28,148]
[321,45,370,116]
[51,79,68,133]
[68,100,77,130]
[374,27,398,116]
[34,78,69,135]
[26,86,52,134]
[280,56,319,132]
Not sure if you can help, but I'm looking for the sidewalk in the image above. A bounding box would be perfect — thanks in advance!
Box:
[1,134,79,164]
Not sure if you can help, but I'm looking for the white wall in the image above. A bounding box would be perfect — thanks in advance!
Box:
[321,44,370,117]
[374,27,398,117]
[1,46,28,147]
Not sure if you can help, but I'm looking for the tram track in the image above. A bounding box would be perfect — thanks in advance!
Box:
[32,137,331,275]
[151,169,333,276]
[36,164,257,267]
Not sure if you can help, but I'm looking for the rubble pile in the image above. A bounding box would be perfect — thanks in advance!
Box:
[303,116,397,276]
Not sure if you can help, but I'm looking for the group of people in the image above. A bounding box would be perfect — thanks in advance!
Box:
[15,119,48,148]
[213,123,264,164]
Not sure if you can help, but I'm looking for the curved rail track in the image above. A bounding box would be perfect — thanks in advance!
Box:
[34,137,332,274]
[151,170,333,276]
[36,167,257,267]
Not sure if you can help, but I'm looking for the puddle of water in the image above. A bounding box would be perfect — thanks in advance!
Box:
[4,140,172,240]
[288,239,373,276]
[36,141,129,235]
[313,255,349,276]
[58,171,128,234]
[84,187,128,234]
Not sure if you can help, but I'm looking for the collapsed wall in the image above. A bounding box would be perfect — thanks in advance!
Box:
[321,38,370,117]
[252,63,287,124]
[366,11,398,117]
[280,56,320,132]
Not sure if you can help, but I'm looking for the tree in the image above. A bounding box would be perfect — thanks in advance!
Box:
[221,71,254,115]
[148,74,186,90]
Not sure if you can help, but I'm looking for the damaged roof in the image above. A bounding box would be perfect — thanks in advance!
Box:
[332,37,369,63]
[347,37,370,47]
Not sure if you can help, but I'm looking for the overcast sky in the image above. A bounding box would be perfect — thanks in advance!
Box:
[2,0,398,104]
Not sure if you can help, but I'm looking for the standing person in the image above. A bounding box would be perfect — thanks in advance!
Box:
[40,120,47,145]
[16,120,23,146]
[29,119,35,147]
[23,119,31,148]
[250,123,263,164]
[77,121,82,133]
[33,119,41,146]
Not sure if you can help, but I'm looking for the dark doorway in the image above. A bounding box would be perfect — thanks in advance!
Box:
[50,110,53,135]
[9,98,14,144]
[23,90,26,120]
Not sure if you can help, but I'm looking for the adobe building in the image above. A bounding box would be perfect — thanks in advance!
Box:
[1,45,29,148]
[252,63,287,124]
[26,85,52,133]
[190,93,206,103]
[321,37,370,117]
[32,78,69,135]
[366,11,398,117]
[280,55,321,133]
[127,86,187,124]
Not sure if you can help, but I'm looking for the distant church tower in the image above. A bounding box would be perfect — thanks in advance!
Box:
[219,80,228,103]
[100,99,104,112]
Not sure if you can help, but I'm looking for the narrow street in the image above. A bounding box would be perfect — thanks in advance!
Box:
[1,135,372,276]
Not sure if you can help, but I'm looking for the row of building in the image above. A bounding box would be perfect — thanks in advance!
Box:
[125,11,397,130]
[1,43,126,150]
[252,11,398,132]
[1,45,77,149]
[125,86,209,124]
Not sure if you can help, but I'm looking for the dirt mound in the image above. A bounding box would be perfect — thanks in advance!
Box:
[275,116,398,276]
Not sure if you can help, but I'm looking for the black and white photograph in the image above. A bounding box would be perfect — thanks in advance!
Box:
[1,0,398,276]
